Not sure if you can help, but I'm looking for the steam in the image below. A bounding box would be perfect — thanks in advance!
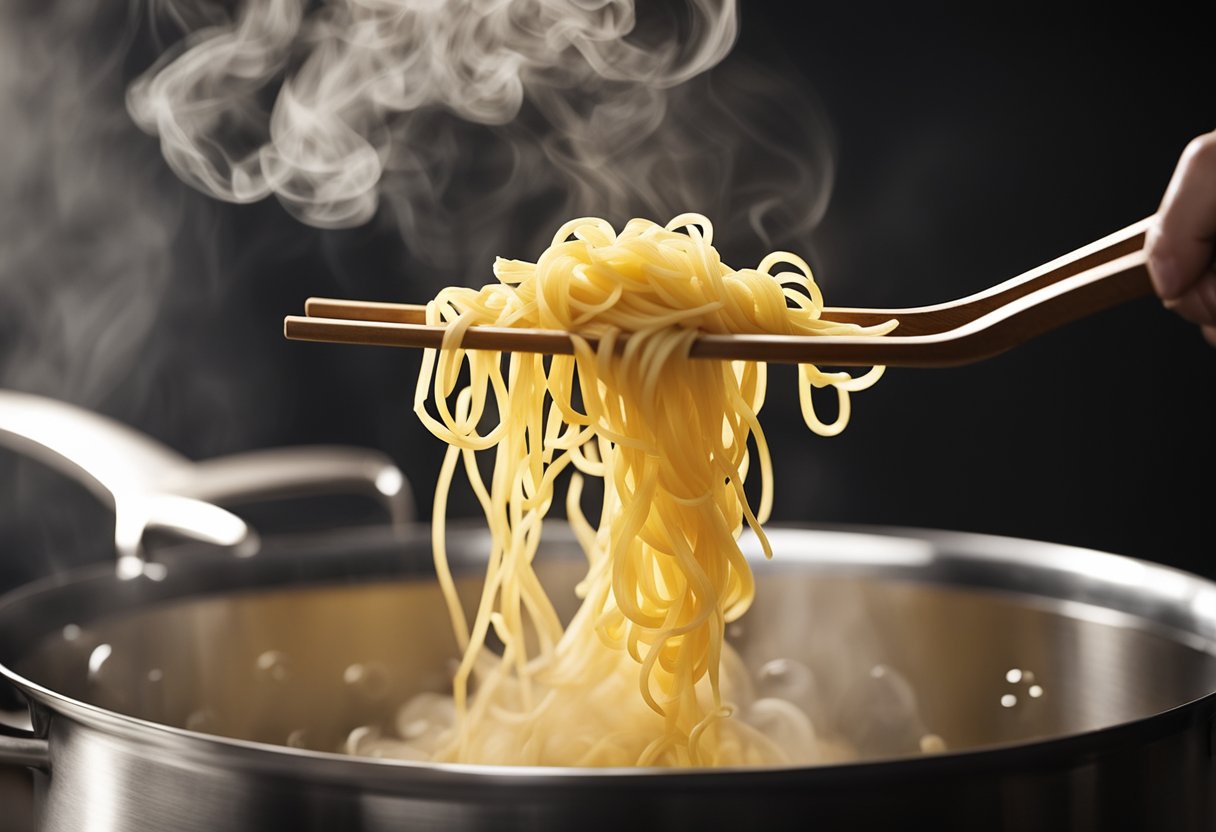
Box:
[0,1,177,407]
[127,0,835,274]
[0,0,839,582]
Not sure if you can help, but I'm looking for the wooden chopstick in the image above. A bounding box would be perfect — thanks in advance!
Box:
[304,298,429,325]
[283,216,1154,368]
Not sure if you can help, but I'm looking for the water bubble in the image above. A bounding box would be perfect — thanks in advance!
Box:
[1004,667,1041,703]
[344,663,390,700]
[756,658,817,705]
[255,650,291,684]
[147,668,164,683]
[746,697,817,764]
[345,725,378,756]
[62,624,82,642]
[835,664,923,756]
[919,733,946,754]
[863,665,918,718]
[395,692,455,749]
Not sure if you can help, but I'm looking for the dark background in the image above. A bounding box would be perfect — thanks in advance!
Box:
[1,2,1213,590]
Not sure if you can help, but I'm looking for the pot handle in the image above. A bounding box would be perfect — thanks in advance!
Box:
[172,445,413,532]
[0,390,414,577]
[0,710,49,770]
[0,729,48,770]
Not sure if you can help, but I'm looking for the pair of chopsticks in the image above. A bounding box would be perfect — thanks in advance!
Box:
[283,217,1153,368]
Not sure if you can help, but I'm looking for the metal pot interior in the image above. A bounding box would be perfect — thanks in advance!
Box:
[5,523,1216,767]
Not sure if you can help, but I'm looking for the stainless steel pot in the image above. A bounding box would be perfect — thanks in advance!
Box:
[2,392,1216,831]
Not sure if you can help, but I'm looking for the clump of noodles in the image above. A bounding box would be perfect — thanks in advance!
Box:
[355,215,895,767]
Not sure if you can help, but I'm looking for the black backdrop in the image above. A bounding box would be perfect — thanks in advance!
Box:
[1,2,1214,588]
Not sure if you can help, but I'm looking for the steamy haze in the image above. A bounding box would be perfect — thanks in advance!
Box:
[126,0,835,269]
[0,0,838,581]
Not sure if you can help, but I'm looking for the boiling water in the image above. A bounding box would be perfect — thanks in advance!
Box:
[28,568,1176,768]
[55,615,948,766]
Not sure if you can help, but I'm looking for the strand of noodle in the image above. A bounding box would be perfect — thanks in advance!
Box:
[460,447,493,518]
[720,371,775,525]
[837,364,887,392]
[416,365,507,449]
[431,444,470,650]
[798,365,852,437]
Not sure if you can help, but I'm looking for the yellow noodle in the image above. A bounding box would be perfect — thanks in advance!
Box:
[387,215,896,767]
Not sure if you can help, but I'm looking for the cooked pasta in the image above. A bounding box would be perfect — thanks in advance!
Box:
[354,214,895,766]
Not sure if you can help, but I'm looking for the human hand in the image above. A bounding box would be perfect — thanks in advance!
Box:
[1146,129,1216,346]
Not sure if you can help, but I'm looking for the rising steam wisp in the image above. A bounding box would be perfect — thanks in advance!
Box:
[128,0,835,275]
